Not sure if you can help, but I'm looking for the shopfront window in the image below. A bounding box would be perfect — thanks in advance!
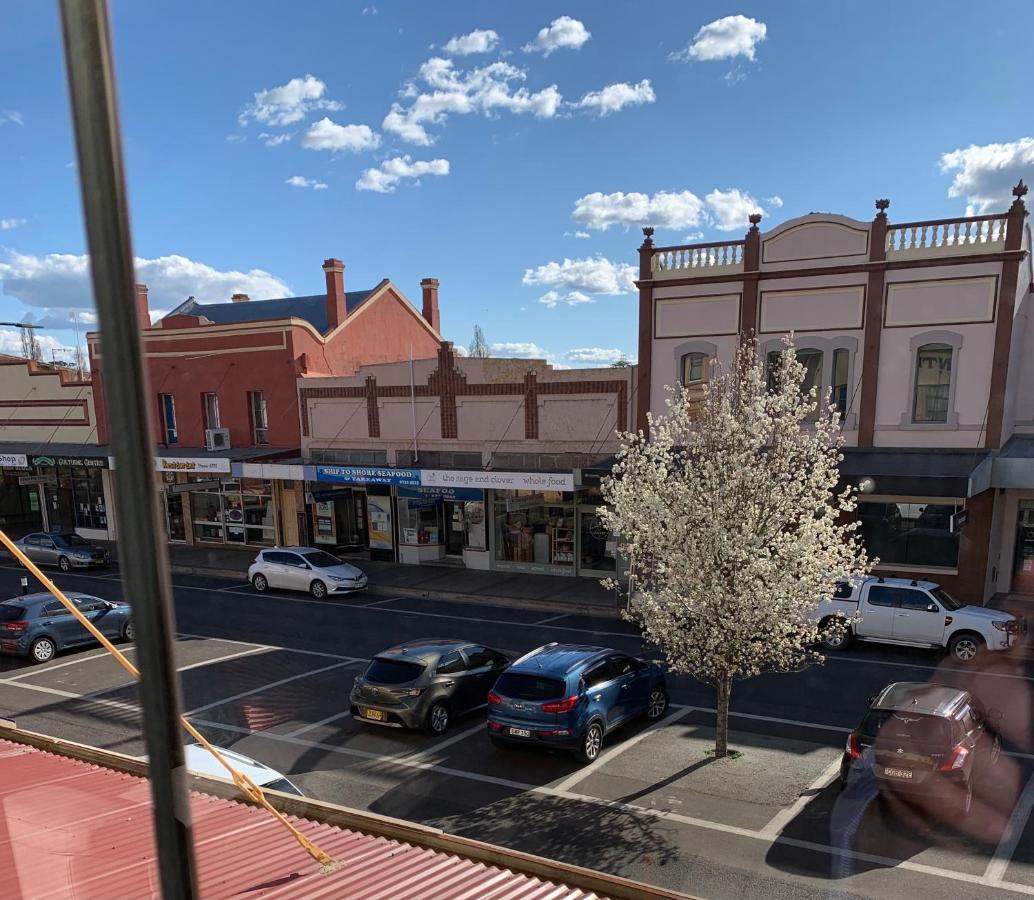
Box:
[190,486,224,543]
[493,492,574,567]
[399,497,444,546]
[188,477,273,546]
[858,500,960,569]
[71,467,106,530]
[464,500,486,550]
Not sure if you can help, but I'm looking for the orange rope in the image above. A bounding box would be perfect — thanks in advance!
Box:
[0,528,336,868]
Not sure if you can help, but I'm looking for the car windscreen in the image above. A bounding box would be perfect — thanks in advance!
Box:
[300,550,343,569]
[861,710,953,746]
[263,777,303,796]
[494,673,565,701]
[57,534,90,547]
[931,587,963,611]
[364,657,426,685]
[0,604,26,621]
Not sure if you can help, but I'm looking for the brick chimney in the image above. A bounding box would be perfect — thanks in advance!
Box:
[323,258,346,329]
[420,277,440,332]
[231,292,249,303]
[135,283,151,329]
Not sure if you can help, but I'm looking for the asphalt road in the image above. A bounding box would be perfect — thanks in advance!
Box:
[1,562,1033,900]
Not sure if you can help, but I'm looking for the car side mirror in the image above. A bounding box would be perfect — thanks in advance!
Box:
[926,603,938,613]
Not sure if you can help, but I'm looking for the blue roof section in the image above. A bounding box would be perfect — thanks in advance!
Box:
[513,644,611,676]
[166,290,375,335]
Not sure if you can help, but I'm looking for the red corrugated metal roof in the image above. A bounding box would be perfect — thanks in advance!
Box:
[0,740,605,900]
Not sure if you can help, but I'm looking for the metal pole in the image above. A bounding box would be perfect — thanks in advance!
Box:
[57,3,198,898]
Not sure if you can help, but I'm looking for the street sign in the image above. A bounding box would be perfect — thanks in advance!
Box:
[18,475,56,486]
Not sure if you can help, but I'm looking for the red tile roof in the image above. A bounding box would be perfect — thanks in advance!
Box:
[0,738,612,899]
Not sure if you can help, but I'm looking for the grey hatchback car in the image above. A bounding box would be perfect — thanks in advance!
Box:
[0,592,133,664]
[350,639,512,735]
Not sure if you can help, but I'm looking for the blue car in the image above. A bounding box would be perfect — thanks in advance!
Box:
[487,643,668,763]
[0,592,133,664]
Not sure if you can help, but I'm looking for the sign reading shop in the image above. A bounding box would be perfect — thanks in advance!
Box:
[31,454,109,469]
[0,453,28,469]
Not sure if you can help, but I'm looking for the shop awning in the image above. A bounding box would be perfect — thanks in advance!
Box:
[0,441,111,468]
[838,447,989,498]
[971,436,1034,491]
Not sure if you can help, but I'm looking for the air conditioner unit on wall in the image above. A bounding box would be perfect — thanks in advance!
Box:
[205,428,231,451]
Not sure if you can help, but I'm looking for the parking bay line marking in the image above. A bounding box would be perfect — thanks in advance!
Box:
[986,771,1034,883]
[396,721,488,763]
[184,660,359,716]
[760,756,843,838]
[283,709,352,738]
[175,631,362,664]
[188,713,1034,897]
[3,645,136,682]
[530,614,570,626]
[0,677,141,717]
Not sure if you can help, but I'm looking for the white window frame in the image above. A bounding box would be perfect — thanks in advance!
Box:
[759,335,859,429]
[901,331,963,429]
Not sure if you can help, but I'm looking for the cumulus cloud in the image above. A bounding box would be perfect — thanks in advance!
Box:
[565,347,630,364]
[383,57,561,145]
[0,251,291,312]
[491,341,549,359]
[443,28,499,55]
[940,138,1034,213]
[239,75,342,127]
[0,330,72,358]
[705,188,764,231]
[537,289,594,308]
[673,15,767,62]
[573,190,706,231]
[356,155,450,193]
[766,195,784,209]
[20,309,98,331]
[1,218,26,230]
[523,256,637,295]
[301,118,381,152]
[285,175,328,190]
[523,16,591,56]
[576,79,655,116]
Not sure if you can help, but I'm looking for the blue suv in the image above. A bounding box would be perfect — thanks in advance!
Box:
[487,643,668,763]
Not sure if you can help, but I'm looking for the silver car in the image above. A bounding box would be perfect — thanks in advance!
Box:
[13,532,110,571]
[247,547,367,599]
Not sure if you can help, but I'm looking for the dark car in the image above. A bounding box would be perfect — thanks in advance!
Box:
[12,532,109,571]
[350,639,512,735]
[487,643,668,763]
[842,681,1002,816]
[0,592,134,664]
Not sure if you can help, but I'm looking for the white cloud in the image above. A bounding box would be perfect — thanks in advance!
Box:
[225,134,246,143]
[0,110,24,127]
[239,75,342,127]
[361,5,378,14]
[260,132,293,147]
[285,175,328,190]
[0,218,26,230]
[491,341,549,359]
[523,256,637,295]
[443,28,500,56]
[576,79,655,116]
[0,330,71,358]
[301,118,381,152]
[537,289,594,308]
[21,309,98,330]
[940,138,1034,213]
[573,190,706,231]
[563,230,591,239]
[705,188,763,231]
[0,251,291,311]
[673,15,767,62]
[766,195,784,209]
[565,347,630,364]
[356,155,450,193]
[523,16,591,56]
[383,57,561,145]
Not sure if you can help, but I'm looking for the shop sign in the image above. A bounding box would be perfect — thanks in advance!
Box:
[950,509,970,533]
[505,493,546,512]
[154,457,231,474]
[0,453,28,469]
[31,454,109,469]
[18,474,56,487]
[397,485,484,502]
[419,469,574,492]
[235,462,309,481]
[316,465,420,487]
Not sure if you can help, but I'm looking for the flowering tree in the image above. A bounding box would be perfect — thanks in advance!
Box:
[600,339,872,758]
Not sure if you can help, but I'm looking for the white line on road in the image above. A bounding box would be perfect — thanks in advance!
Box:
[361,596,404,607]
[0,677,140,717]
[175,644,270,673]
[760,756,843,837]
[183,660,358,716]
[175,632,361,663]
[986,771,1034,883]
[530,614,570,626]
[395,721,488,762]
[282,709,352,738]
[2,645,135,682]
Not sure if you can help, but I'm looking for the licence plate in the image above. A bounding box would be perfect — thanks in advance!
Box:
[508,727,532,738]
[884,766,913,779]
[362,708,385,722]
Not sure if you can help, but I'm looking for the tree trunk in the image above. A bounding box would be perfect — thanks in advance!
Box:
[715,675,733,759]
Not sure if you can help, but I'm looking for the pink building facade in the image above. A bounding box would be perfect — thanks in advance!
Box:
[635,184,1033,603]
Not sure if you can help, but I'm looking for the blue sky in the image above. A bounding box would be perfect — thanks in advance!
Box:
[1,1,1032,367]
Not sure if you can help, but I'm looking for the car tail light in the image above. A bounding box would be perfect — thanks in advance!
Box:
[391,687,422,697]
[939,743,969,771]
[537,729,571,737]
[541,695,579,714]
[845,732,862,760]
[1,622,28,633]
[487,690,502,705]
[487,721,503,731]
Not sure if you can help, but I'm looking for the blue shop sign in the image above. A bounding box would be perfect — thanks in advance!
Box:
[397,485,484,502]
[315,465,420,487]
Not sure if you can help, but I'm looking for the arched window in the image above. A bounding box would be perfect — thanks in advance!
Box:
[912,343,952,423]
[767,348,823,422]
[680,352,708,388]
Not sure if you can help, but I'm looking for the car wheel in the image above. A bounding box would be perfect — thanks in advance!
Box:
[252,573,268,593]
[123,620,135,642]
[576,721,604,763]
[58,556,71,572]
[645,686,669,721]
[30,636,56,664]
[949,633,983,663]
[425,701,449,736]
[310,579,328,599]
[819,616,852,651]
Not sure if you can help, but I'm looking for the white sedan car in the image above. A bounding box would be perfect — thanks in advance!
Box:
[248,546,368,599]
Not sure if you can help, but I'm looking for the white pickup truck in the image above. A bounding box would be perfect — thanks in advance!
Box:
[814,576,1024,663]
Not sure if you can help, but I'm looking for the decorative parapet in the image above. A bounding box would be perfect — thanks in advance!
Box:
[651,240,745,278]
[886,214,1008,259]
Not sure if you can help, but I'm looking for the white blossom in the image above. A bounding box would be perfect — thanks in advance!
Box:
[600,338,873,757]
